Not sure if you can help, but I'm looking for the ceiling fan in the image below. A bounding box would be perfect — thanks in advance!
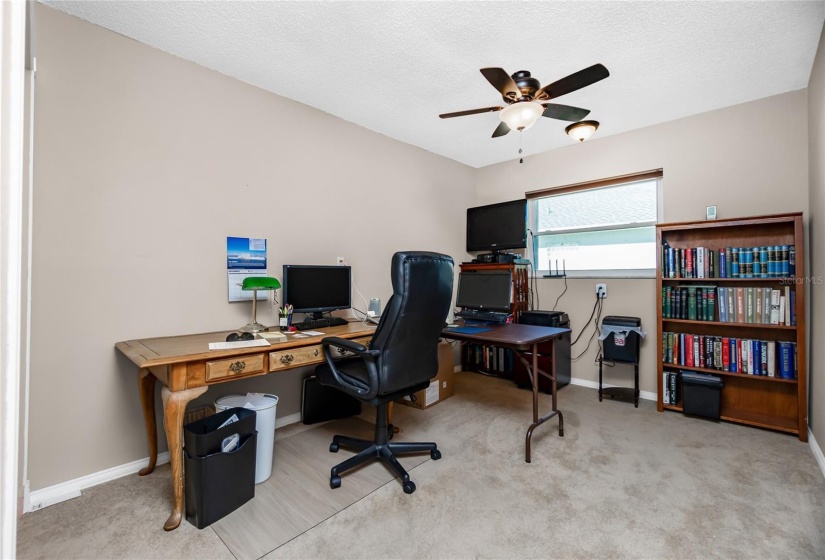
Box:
[439,64,609,138]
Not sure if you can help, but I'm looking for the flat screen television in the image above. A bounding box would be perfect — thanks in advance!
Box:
[282,265,351,319]
[466,199,527,253]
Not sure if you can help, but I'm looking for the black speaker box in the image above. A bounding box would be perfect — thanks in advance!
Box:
[515,310,571,392]
[301,376,362,424]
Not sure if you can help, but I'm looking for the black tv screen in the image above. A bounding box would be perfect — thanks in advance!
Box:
[466,199,527,252]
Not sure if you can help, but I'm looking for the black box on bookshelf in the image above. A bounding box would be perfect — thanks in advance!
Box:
[681,371,723,420]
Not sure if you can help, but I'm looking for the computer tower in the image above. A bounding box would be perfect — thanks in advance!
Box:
[514,311,571,393]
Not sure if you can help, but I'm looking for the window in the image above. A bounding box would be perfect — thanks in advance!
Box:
[529,171,662,277]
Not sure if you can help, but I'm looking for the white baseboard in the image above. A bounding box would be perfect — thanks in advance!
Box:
[276,412,301,428]
[569,377,657,402]
[26,451,171,513]
[809,428,825,481]
[25,412,304,513]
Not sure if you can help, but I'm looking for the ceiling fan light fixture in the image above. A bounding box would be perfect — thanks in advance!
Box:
[565,120,600,142]
[499,102,544,132]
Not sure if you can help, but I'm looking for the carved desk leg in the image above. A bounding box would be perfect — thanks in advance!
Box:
[161,385,207,531]
[138,370,157,476]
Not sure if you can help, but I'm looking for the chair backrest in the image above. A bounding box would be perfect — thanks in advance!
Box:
[369,251,454,395]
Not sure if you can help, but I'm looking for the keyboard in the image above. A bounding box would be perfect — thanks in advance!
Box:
[292,317,349,331]
[456,309,511,323]
[208,339,271,350]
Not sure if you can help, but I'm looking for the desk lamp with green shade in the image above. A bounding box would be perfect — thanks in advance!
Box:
[239,276,281,333]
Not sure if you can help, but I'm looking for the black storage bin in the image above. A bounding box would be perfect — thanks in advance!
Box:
[602,316,641,364]
[184,407,257,529]
[302,376,362,424]
[681,371,724,420]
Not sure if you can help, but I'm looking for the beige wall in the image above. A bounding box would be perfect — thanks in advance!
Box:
[28,5,475,489]
[808,25,825,445]
[475,91,810,394]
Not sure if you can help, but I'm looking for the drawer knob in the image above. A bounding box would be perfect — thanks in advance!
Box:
[280,354,294,364]
[313,349,319,357]
[229,361,246,373]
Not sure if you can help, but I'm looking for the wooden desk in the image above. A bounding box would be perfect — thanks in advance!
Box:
[440,322,570,462]
[115,322,375,531]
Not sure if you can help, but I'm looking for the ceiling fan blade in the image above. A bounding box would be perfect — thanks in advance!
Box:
[480,68,521,100]
[439,106,503,119]
[534,63,610,101]
[541,103,591,122]
[492,122,510,138]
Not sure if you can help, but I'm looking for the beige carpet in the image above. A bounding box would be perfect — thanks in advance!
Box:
[212,416,428,560]
[17,372,825,559]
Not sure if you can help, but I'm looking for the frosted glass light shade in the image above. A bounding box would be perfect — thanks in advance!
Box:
[565,120,600,142]
[499,102,544,131]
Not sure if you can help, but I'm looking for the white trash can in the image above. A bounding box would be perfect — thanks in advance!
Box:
[215,393,278,484]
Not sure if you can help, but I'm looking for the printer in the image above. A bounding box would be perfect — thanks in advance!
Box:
[519,310,570,328]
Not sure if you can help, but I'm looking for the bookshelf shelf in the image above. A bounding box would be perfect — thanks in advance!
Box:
[660,403,799,434]
[661,318,797,330]
[661,362,798,383]
[662,277,796,283]
[656,213,807,441]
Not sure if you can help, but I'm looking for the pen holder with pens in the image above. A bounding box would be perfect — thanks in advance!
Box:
[280,305,293,331]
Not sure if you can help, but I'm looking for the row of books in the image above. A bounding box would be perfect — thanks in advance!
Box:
[463,343,515,374]
[662,331,798,378]
[662,285,796,325]
[662,370,680,405]
[661,244,795,279]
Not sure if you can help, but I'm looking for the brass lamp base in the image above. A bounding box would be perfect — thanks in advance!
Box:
[239,288,270,333]
[239,321,268,333]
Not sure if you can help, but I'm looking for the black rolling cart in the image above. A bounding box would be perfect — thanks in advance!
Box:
[598,316,643,407]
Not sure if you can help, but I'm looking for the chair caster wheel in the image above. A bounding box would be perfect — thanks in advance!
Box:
[403,481,416,494]
[430,449,441,460]
[329,442,339,453]
[330,475,341,489]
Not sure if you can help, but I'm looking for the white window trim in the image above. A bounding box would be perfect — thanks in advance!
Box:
[528,177,663,278]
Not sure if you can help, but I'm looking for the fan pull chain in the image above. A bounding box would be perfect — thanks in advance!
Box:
[519,133,524,164]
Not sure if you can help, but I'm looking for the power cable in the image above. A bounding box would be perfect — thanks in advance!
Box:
[552,275,568,311]
[571,294,600,346]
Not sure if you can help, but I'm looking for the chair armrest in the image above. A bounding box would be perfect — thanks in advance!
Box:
[321,337,380,399]
[322,337,370,355]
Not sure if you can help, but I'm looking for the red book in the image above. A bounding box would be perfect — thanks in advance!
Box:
[722,338,730,371]
[698,335,705,368]
[686,334,694,367]
[686,248,694,278]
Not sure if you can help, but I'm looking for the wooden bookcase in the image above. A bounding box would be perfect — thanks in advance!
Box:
[458,262,528,377]
[656,213,807,441]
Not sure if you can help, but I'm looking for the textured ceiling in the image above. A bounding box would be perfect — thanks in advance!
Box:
[42,1,825,168]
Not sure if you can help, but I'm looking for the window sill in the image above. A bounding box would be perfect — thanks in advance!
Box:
[534,270,656,280]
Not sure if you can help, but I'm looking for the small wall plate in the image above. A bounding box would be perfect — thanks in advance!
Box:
[706,205,717,220]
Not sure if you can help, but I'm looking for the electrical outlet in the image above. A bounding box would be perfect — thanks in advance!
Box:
[336,256,346,266]
[596,283,607,299]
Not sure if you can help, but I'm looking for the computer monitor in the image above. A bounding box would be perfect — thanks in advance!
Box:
[282,265,351,319]
[456,271,512,312]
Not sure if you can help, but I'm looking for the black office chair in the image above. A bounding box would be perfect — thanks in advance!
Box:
[315,251,454,494]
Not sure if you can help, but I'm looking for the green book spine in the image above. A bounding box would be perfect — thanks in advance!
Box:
[687,287,697,320]
[708,289,716,322]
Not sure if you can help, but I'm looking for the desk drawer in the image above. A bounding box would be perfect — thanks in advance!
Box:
[269,344,323,371]
[206,354,265,382]
[268,336,373,372]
